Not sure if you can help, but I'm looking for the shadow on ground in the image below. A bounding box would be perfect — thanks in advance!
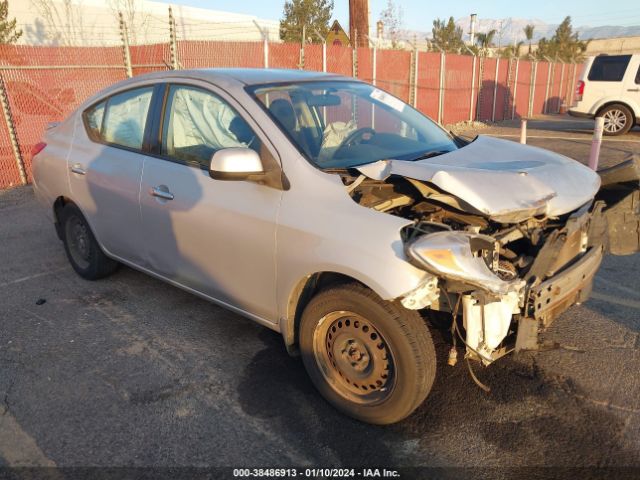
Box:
[236,324,635,468]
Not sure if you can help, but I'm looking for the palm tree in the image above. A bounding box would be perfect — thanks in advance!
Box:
[476,29,496,49]
[524,24,535,54]
[501,40,524,58]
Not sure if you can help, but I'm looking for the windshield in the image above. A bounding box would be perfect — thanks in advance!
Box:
[249,81,458,169]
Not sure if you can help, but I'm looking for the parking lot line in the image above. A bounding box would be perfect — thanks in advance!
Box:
[0,267,67,289]
[596,276,640,298]
[591,291,640,310]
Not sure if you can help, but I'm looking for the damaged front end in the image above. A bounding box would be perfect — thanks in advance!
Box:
[342,151,640,366]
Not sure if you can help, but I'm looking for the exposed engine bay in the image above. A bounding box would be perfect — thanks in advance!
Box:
[338,153,640,366]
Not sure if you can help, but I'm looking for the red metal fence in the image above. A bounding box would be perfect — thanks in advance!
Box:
[0,115,18,189]
[442,54,473,125]
[0,42,579,189]
[416,52,441,121]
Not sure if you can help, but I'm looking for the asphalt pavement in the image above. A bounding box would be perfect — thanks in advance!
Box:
[1,115,639,477]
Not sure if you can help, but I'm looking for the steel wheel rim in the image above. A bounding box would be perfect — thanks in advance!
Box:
[66,216,91,269]
[312,311,396,405]
[603,109,626,133]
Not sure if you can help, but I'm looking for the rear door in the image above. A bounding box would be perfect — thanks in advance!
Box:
[138,82,282,322]
[582,55,631,108]
[68,85,157,264]
[585,55,630,109]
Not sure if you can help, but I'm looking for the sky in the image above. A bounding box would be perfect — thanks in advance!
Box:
[155,0,640,31]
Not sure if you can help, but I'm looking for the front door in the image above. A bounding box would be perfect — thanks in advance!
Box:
[139,83,281,322]
[622,56,640,119]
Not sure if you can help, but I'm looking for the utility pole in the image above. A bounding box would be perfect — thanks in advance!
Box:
[376,20,383,45]
[299,24,306,70]
[313,28,326,72]
[352,29,358,78]
[469,13,477,46]
[253,20,269,68]
[119,11,132,78]
[168,6,179,70]
[349,0,369,47]
[408,35,419,108]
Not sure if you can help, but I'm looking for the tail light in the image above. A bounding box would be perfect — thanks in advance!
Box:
[575,80,585,102]
[31,142,47,157]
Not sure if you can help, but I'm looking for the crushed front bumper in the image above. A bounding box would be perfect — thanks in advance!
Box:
[515,245,603,351]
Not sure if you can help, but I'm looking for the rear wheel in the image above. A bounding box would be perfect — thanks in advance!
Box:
[598,104,634,136]
[61,204,119,280]
[299,283,436,424]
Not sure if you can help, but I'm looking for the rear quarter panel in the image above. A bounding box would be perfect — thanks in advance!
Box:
[32,116,76,221]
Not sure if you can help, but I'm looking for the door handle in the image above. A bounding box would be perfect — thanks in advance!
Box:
[628,88,640,92]
[70,163,86,175]
[150,186,174,201]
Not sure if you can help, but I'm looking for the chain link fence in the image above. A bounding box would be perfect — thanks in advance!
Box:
[0,17,581,190]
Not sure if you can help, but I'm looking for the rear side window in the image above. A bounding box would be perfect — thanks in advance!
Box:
[85,101,105,136]
[588,55,632,82]
[83,86,153,150]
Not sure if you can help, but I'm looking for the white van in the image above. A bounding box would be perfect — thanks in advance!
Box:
[569,54,640,135]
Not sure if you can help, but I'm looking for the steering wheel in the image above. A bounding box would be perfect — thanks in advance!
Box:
[336,127,376,152]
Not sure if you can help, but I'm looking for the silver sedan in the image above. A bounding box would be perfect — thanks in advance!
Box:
[32,69,640,424]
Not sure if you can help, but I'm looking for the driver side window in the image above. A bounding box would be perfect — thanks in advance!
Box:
[162,85,260,168]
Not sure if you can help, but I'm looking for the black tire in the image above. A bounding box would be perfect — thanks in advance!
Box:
[299,283,436,425]
[598,104,634,136]
[60,203,119,280]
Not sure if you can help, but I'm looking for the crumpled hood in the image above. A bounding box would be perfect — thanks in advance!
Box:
[355,135,601,223]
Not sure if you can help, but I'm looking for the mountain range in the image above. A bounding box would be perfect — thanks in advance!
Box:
[401,17,640,45]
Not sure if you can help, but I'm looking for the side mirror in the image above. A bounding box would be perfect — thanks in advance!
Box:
[209,147,264,181]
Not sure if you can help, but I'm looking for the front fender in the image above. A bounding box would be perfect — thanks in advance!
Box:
[275,169,431,347]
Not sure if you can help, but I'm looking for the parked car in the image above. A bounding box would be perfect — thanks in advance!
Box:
[32,69,640,424]
[569,53,640,135]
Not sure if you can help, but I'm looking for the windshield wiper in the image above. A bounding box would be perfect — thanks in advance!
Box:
[409,150,451,161]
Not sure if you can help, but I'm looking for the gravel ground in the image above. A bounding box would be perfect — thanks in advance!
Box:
[0,115,639,478]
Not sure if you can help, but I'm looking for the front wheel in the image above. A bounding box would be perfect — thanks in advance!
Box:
[598,104,634,136]
[299,283,436,424]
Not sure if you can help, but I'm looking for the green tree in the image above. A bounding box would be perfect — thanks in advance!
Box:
[279,0,334,44]
[535,16,588,62]
[475,29,496,49]
[430,17,463,53]
[501,41,524,58]
[523,24,535,55]
[473,29,496,56]
[0,0,22,44]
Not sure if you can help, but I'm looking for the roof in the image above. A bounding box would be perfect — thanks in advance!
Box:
[122,68,349,86]
[205,68,348,85]
[326,20,350,47]
[79,68,356,111]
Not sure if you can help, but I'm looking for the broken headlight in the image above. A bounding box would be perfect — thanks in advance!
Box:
[406,231,524,295]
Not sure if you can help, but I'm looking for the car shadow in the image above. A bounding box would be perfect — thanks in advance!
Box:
[236,328,398,466]
[236,323,636,468]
